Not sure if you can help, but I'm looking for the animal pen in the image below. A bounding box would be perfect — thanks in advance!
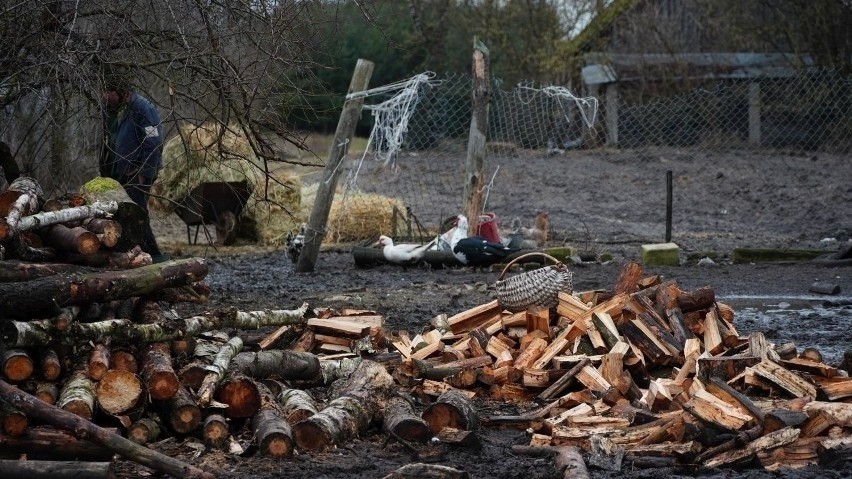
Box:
[310,61,849,254]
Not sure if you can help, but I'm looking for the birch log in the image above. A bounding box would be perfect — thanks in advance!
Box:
[277,388,318,424]
[197,337,243,407]
[293,360,395,450]
[0,176,42,236]
[57,371,96,420]
[231,349,321,382]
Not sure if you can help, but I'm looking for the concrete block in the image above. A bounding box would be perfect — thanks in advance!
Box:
[641,242,680,266]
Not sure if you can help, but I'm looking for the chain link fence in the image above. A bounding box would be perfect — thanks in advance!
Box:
[330,67,850,247]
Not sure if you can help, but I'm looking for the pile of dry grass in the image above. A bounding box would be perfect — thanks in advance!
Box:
[299,183,406,244]
[152,123,301,246]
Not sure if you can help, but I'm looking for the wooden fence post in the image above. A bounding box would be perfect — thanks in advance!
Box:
[605,82,619,147]
[295,59,375,273]
[462,38,490,235]
[748,81,762,146]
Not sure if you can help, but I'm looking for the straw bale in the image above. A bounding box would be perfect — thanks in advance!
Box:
[300,183,405,244]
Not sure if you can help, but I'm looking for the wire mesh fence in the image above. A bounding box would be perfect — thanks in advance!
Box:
[329,67,850,248]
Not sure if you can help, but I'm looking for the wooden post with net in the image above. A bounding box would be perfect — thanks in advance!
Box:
[462,38,490,236]
[295,59,375,273]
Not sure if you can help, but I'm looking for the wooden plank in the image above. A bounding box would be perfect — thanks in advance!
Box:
[447,300,501,334]
[307,317,369,338]
[749,360,817,398]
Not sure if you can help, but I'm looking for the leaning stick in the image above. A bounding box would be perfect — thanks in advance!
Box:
[197,336,244,407]
[0,379,214,479]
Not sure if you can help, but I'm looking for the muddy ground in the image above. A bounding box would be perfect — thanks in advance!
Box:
[142,147,852,478]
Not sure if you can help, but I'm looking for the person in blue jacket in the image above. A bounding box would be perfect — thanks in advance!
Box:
[99,77,164,259]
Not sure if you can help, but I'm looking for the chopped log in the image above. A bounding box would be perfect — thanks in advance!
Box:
[763,409,809,434]
[704,427,800,468]
[665,307,694,349]
[292,360,395,451]
[437,427,480,448]
[0,459,115,479]
[614,260,643,295]
[111,348,138,374]
[446,300,501,334]
[683,389,755,431]
[676,286,715,313]
[618,320,671,365]
[57,371,95,420]
[0,426,114,461]
[749,359,817,398]
[782,358,837,378]
[127,417,161,445]
[747,331,781,361]
[697,356,760,382]
[0,400,27,437]
[0,379,214,478]
[83,217,122,248]
[88,343,111,381]
[232,349,322,382]
[538,357,589,401]
[34,382,58,405]
[802,401,852,427]
[197,337,243,407]
[510,445,590,479]
[2,349,34,382]
[215,375,262,419]
[252,408,294,457]
[421,389,479,434]
[166,386,202,434]
[95,370,142,416]
[382,395,431,443]
[590,312,621,350]
[815,376,852,400]
[40,224,101,255]
[706,377,765,423]
[382,463,470,479]
[257,324,292,350]
[277,388,318,424]
[141,342,179,401]
[0,258,208,319]
[39,348,62,381]
[703,309,724,355]
[202,414,230,450]
[587,435,625,472]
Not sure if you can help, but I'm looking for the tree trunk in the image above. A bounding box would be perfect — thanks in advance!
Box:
[0,459,115,479]
[251,383,293,457]
[40,348,62,381]
[39,224,99,256]
[0,379,214,478]
[383,395,431,443]
[197,337,243,408]
[95,369,142,415]
[141,342,179,401]
[277,388,318,424]
[292,360,395,451]
[421,389,479,434]
[0,426,114,461]
[165,385,202,435]
[83,217,123,248]
[0,258,208,319]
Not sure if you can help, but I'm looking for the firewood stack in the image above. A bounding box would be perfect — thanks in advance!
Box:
[389,261,852,472]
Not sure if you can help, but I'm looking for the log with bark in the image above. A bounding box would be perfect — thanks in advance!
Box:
[421,389,479,434]
[141,342,180,401]
[5,201,119,241]
[0,399,28,437]
[0,261,99,282]
[251,383,294,457]
[197,336,243,408]
[0,459,115,479]
[128,417,161,445]
[202,414,230,450]
[231,349,322,382]
[0,426,115,461]
[293,360,395,450]
[57,371,96,420]
[2,349,34,382]
[215,375,262,419]
[39,224,101,255]
[166,386,202,434]
[83,217,123,248]
[0,258,208,319]
[383,394,431,443]
[277,388,318,424]
[0,379,214,478]
[95,369,143,416]
[0,176,43,238]
[88,343,111,381]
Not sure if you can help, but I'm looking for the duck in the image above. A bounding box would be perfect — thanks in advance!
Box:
[373,235,436,264]
[450,214,520,267]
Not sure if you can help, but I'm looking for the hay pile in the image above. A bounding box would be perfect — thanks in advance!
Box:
[151,123,300,245]
[300,183,406,244]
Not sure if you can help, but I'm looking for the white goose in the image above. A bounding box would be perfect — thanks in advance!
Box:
[373,235,436,264]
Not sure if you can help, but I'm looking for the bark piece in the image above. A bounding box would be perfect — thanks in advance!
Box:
[421,389,479,434]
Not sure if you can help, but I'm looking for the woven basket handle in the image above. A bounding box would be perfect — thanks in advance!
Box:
[498,252,563,280]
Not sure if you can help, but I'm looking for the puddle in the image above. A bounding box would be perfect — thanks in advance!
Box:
[720,295,852,366]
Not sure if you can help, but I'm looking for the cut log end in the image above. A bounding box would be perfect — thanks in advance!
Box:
[3,352,34,382]
[216,377,261,419]
[96,370,142,415]
[146,371,180,401]
[292,420,331,451]
[203,414,230,450]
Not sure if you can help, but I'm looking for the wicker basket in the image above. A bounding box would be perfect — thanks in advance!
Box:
[495,252,573,312]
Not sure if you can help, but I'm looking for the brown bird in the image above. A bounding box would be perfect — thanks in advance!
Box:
[509,211,549,249]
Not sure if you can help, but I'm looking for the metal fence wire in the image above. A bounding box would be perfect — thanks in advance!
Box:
[330,68,850,247]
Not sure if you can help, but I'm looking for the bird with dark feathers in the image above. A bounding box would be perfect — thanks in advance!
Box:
[450,214,519,267]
